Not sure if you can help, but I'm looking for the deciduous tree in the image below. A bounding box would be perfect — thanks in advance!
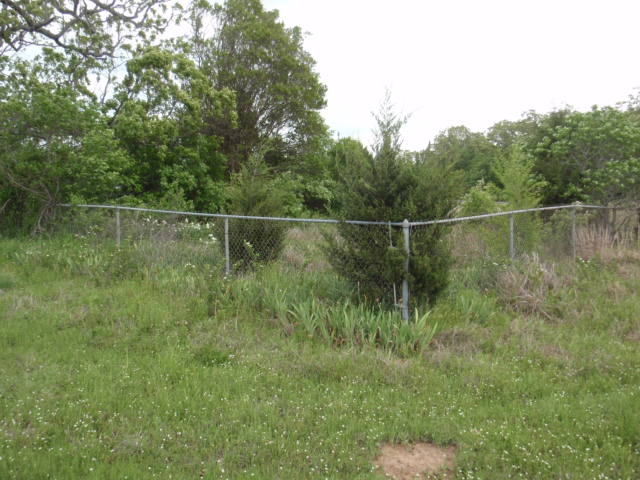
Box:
[0,0,174,58]
[0,59,132,233]
[192,0,327,172]
[109,46,236,210]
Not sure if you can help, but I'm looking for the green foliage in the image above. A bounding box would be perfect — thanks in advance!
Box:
[327,94,463,307]
[457,180,501,216]
[192,345,232,366]
[288,299,439,356]
[457,146,547,256]
[580,157,640,205]
[0,0,174,59]
[455,181,509,257]
[0,59,133,233]
[494,147,547,253]
[191,0,327,171]
[523,107,640,204]
[419,125,498,186]
[493,146,547,209]
[2,232,640,479]
[262,133,337,214]
[223,155,298,270]
[111,47,236,212]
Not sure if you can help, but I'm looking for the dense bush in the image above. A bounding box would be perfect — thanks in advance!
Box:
[223,155,299,270]
[326,95,464,307]
[455,146,547,258]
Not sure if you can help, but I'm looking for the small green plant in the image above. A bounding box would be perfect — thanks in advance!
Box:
[193,345,232,366]
[455,146,547,258]
[287,298,439,355]
[223,154,297,271]
[0,274,15,290]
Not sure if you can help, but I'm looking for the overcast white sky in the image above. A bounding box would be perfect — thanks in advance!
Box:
[262,0,640,151]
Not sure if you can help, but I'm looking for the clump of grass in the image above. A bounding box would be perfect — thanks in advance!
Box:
[495,253,570,320]
[0,274,14,290]
[10,231,220,288]
[577,224,639,262]
[287,299,439,355]
[192,345,233,367]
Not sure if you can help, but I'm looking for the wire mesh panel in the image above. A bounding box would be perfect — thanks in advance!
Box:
[53,204,117,242]
[120,210,223,273]
[324,222,405,308]
[52,203,639,319]
[571,207,639,260]
[223,217,288,272]
[280,223,335,274]
[56,206,223,278]
[446,215,512,265]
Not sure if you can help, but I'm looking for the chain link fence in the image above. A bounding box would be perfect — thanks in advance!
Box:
[53,203,640,319]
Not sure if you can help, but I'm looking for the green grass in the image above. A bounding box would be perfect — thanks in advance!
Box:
[0,234,639,479]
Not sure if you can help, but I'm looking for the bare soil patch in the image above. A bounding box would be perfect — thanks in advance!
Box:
[374,442,456,479]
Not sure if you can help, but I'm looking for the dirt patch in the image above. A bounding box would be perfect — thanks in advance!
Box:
[374,442,456,479]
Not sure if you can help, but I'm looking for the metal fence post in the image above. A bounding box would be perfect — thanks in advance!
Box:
[571,206,577,260]
[224,217,230,276]
[636,207,640,246]
[402,219,410,321]
[509,213,515,259]
[115,207,121,247]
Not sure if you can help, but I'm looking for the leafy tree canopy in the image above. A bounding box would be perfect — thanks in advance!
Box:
[0,0,175,59]
[419,125,498,186]
[0,58,133,233]
[109,46,236,210]
[518,107,640,204]
[580,157,640,206]
[190,0,327,172]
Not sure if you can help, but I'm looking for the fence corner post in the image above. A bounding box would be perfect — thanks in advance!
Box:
[402,219,410,322]
[636,206,640,246]
[115,206,121,247]
[224,217,230,276]
[509,213,515,259]
[571,205,578,260]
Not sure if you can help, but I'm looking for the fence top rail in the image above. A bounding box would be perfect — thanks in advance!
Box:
[59,202,637,227]
[409,203,618,227]
[57,203,406,226]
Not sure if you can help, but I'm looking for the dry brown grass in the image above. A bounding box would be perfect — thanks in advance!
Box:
[448,224,490,262]
[496,253,570,320]
[576,224,639,262]
[426,325,491,366]
[501,316,572,363]
[282,226,332,272]
[626,329,640,343]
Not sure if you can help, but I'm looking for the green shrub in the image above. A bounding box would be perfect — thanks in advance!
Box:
[193,345,232,366]
[222,155,298,271]
[326,94,463,307]
[455,146,547,258]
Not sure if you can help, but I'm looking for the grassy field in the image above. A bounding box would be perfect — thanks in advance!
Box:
[0,229,639,479]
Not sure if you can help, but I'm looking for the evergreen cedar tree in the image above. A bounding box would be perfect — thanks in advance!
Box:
[326,96,464,307]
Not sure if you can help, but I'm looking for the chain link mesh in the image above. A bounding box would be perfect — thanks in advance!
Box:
[52,204,640,311]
